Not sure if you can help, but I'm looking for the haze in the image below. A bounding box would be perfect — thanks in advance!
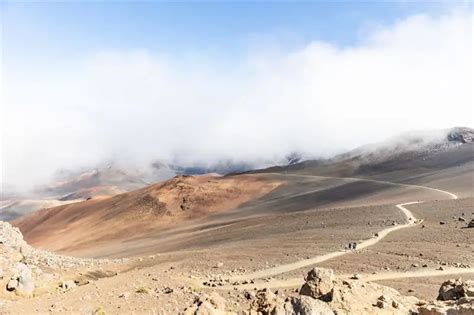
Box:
[1,3,473,190]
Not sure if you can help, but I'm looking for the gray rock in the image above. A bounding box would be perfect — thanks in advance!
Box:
[7,262,35,295]
[438,279,473,301]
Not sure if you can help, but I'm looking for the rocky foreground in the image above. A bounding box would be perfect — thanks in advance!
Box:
[185,268,474,314]
[0,221,122,299]
[1,220,473,314]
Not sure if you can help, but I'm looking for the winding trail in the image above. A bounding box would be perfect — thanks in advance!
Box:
[216,267,474,291]
[214,173,470,287]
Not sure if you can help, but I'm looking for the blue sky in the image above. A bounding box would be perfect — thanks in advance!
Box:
[1,1,462,69]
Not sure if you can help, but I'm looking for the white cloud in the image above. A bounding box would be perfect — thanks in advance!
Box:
[2,10,473,190]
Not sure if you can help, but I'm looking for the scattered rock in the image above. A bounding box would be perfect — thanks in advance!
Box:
[351,274,361,280]
[163,287,174,294]
[183,267,440,314]
[244,290,255,300]
[376,295,389,308]
[392,300,399,308]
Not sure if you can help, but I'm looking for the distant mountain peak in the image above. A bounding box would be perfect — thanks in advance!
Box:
[447,127,474,144]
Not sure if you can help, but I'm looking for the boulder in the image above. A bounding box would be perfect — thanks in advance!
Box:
[6,262,34,295]
[329,278,419,314]
[419,279,474,315]
[438,279,474,301]
[299,268,335,301]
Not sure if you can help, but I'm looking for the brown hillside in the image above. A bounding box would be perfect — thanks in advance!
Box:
[13,174,281,255]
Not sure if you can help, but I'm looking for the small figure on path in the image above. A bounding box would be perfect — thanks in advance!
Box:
[352,242,357,250]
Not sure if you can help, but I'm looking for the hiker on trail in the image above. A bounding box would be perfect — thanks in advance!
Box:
[348,243,352,250]
[352,242,357,250]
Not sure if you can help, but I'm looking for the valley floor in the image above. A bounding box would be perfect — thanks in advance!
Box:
[2,171,473,314]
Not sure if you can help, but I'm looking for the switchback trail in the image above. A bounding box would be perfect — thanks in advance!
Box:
[220,173,460,284]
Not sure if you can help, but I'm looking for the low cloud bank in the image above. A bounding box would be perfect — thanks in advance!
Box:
[2,10,473,190]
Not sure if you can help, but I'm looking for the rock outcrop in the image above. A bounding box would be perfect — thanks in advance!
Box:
[419,278,473,314]
[0,221,116,298]
[438,279,474,301]
[245,268,419,314]
[299,268,335,301]
[1,221,37,296]
[186,268,474,315]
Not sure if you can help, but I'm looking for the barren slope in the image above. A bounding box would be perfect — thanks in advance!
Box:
[13,174,281,255]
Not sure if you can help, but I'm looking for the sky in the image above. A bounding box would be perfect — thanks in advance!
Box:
[1,1,473,190]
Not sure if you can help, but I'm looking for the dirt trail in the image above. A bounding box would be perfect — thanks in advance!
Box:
[220,173,459,283]
[216,267,474,291]
[279,173,459,200]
